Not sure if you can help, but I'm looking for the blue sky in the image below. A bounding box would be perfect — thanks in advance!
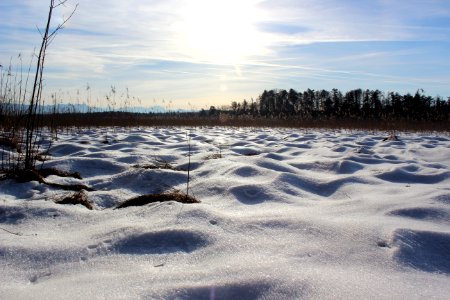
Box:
[1,0,450,109]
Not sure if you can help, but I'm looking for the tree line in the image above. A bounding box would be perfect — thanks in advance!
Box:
[223,88,449,121]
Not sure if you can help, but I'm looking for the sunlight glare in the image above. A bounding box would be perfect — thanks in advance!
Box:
[177,0,267,65]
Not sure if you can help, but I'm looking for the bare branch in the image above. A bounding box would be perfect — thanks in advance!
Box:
[54,0,70,8]
[46,34,58,47]
[0,227,23,236]
[35,25,44,38]
[48,3,78,40]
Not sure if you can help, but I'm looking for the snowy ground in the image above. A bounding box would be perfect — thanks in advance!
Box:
[1,127,450,299]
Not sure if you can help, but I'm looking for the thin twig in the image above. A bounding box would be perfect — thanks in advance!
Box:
[35,25,44,38]
[54,0,70,8]
[0,227,23,236]
[48,4,79,41]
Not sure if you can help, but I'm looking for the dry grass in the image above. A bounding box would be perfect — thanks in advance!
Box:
[31,113,450,133]
[133,163,183,171]
[1,168,93,191]
[0,136,22,153]
[12,169,45,183]
[205,153,222,160]
[115,192,200,209]
[56,190,93,210]
[382,134,400,141]
[2,111,449,133]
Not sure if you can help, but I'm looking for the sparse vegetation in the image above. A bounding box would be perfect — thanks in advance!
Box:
[56,190,93,210]
[1,167,94,191]
[133,160,183,171]
[0,0,78,179]
[115,192,200,209]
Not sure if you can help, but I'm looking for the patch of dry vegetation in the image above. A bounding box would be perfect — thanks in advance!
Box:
[31,113,450,133]
[133,163,183,172]
[1,168,93,191]
[205,153,222,160]
[56,190,93,210]
[0,136,22,153]
[115,192,200,209]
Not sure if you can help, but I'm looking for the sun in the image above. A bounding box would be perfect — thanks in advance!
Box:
[176,0,267,65]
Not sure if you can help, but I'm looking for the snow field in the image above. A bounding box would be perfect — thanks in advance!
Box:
[1,127,450,299]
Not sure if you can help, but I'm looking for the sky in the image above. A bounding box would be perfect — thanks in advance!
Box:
[1,0,450,109]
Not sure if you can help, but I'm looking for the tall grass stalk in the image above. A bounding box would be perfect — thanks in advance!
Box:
[186,131,192,197]
[1,0,77,176]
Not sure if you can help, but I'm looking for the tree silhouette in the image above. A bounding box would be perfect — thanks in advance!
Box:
[227,87,449,122]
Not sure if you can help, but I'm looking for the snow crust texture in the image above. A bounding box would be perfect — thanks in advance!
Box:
[1,127,450,299]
